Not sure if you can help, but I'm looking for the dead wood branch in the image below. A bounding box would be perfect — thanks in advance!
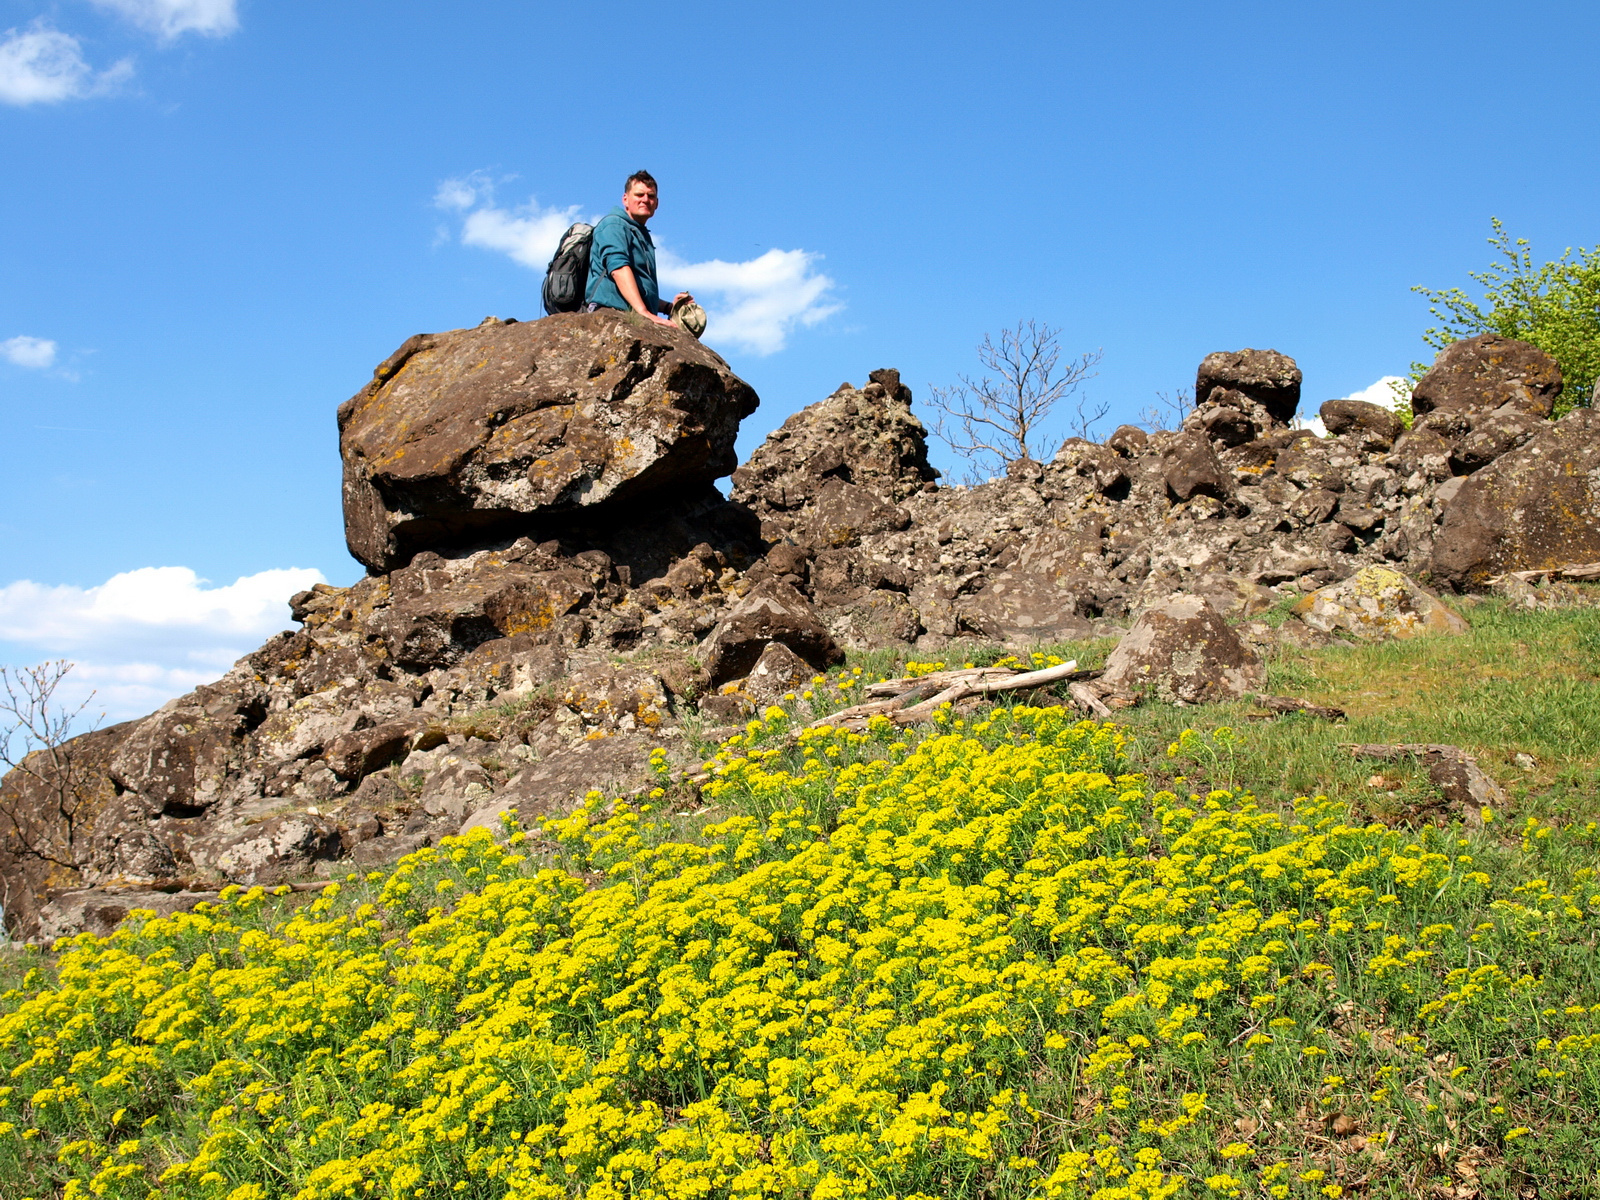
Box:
[1251,694,1346,721]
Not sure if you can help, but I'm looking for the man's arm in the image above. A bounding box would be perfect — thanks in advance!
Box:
[610,266,673,325]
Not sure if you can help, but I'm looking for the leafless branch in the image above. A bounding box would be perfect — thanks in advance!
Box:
[927,321,1102,476]
[0,661,100,871]
[1137,386,1193,433]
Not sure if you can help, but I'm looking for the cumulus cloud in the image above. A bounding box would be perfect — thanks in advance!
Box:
[660,248,841,356]
[1,336,57,369]
[89,0,239,39]
[0,565,325,721]
[0,22,130,105]
[436,175,841,355]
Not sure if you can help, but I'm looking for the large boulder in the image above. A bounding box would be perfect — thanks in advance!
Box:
[1195,349,1302,425]
[1431,408,1600,588]
[1098,595,1264,705]
[1411,334,1562,419]
[339,312,759,572]
[1291,566,1468,639]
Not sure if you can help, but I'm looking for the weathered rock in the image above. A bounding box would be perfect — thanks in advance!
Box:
[825,590,924,650]
[701,580,841,685]
[958,572,1096,643]
[1292,566,1468,639]
[1431,409,1600,587]
[340,312,759,572]
[806,478,912,547]
[1097,595,1264,704]
[743,641,815,708]
[1195,349,1302,425]
[730,371,937,542]
[1106,425,1148,457]
[1187,388,1278,448]
[326,720,425,781]
[1158,431,1231,502]
[1411,334,1562,420]
[208,814,343,885]
[1449,407,1545,474]
[34,888,220,942]
[1320,399,1403,450]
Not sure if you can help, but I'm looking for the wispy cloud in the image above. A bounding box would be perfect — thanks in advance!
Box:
[0,565,326,721]
[435,173,581,270]
[0,21,131,105]
[435,173,841,356]
[1,336,58,369]
[89,0,239,40]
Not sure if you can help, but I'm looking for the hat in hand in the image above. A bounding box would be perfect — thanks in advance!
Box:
[671,298,708,338]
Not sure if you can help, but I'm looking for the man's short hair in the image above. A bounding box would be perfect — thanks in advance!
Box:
[624,169,657,194]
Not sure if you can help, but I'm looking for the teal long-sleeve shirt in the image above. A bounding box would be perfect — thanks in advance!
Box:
[584,207,660,314]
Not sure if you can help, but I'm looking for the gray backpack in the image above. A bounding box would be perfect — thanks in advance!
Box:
[542,223,593,315]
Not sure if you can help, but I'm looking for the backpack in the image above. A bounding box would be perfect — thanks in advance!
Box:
[542,222,594,315]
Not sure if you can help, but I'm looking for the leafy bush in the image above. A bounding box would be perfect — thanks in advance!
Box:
[3,708,1600,1198]
[1413,218,1600,415]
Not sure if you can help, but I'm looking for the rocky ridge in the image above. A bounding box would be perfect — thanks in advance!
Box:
[3,314,1596,941]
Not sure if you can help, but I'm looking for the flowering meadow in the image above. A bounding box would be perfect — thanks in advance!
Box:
[4,692,1600,1198]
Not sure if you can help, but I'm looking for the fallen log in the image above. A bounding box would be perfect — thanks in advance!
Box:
[813,661,1083,730]
[1489,561,1600,584]
[1343,742,1503,827]
[1068,681,1114,720]
[1251,694,1346,721]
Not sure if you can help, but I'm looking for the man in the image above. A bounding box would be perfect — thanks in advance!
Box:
[585,170,693,325]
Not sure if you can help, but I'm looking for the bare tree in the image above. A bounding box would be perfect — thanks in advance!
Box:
[927,321,1103,479]
[0,661,100,872]
[1138,386,1194,433]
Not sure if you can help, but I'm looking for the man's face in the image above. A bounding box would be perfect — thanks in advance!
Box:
[622,182,659,223]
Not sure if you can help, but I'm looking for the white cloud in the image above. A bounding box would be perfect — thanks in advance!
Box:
[0,565,326,721]
[89,0,239,39]
[1349,375,1412,414]
[660,247,841,356]
[1,336,57,369]
[462,202,582,271]
[436,175,841,355]
[0,22,130,105]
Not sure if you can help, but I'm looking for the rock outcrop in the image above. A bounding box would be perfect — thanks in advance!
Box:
[1292,566,1469,640]
[6,329,1597,943]
[1096,595,1264,704]
[1431,408,1600,588]
[341,311,759,572]
[1194,349,1303,426]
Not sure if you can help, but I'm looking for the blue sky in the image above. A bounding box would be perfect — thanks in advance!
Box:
[2,0,1597,719]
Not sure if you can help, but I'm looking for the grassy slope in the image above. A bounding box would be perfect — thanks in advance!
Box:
[1,601,1598,1199]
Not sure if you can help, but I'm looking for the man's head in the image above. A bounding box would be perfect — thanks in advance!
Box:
[622,170,658,224]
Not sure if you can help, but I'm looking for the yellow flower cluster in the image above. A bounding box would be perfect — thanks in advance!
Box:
[3,706,1598,1198]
